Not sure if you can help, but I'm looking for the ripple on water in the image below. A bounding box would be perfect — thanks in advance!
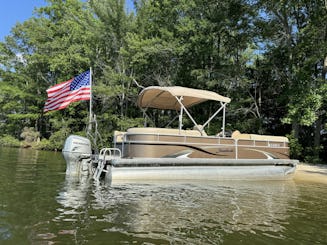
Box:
[54,180,296,244]
[2,147,327,244]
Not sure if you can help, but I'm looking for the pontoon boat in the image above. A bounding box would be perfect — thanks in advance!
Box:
[62,86,298,181]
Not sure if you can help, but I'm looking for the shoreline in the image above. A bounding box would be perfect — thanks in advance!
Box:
[1,145,326,184]
[294,163,327,184]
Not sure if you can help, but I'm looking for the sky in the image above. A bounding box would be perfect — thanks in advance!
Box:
[0,0,46,42]
[0,0,134,42]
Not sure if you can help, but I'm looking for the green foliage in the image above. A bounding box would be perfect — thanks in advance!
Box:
[34,138,53,151]
[0,135,21,147]
[303,146,324,165]
[47,127,71,151]
[283,93,322,126]
[286,131,303,160]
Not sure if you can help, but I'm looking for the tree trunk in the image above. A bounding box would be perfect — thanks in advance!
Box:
[314,116,321,158]
[292,122,299,139]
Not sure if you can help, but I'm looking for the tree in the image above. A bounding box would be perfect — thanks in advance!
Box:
[0,0,326,162]
[256,0,327,162]
[0,0,95,147]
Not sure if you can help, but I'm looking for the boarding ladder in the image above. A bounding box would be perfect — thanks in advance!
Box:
[93,148,121,181]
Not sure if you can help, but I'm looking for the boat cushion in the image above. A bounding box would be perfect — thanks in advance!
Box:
[231,130,288,142]
[127,127,202,136]
[113,131,126,143]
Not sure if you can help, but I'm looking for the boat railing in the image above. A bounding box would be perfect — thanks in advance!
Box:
[112,132,288,160]
[99,148,122,161]
[93,148,122,181]
[119,132,288,148]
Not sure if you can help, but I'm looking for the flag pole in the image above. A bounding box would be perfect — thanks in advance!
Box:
[88,67,93,132]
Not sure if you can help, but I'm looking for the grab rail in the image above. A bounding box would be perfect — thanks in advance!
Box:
[99,148,122,160]
[122,132,287,147]
[93,148,122,181]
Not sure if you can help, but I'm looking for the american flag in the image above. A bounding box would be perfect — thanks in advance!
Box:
[44,71,91,112]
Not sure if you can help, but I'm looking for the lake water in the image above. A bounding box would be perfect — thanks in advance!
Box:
[0,147,327,244]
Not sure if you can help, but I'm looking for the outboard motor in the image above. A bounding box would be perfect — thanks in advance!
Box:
[62,135,92,176]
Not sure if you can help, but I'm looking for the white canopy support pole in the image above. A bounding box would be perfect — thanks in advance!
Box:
[141,108,147,127]
[178,96,183,133]
[164,114,179,128]
[141,108,156,127]
[222,102,226,137]
[202,103,225,129]
[175,96,228,136]
[175,96,201,134]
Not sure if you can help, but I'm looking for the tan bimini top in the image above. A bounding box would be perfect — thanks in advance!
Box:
[137,86,231,110]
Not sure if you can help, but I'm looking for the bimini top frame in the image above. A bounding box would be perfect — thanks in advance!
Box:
[137,86,231,136]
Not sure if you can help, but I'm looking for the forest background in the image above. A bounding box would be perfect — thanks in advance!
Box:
[0,0,326,164]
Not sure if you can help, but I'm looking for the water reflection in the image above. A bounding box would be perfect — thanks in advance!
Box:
[0,210,11,241]
[101,181,297,243]
[55,175,92,219]
[2,147,326,244]
[14,148,39,184]
[56,177,298,243]
[57,176,88,207]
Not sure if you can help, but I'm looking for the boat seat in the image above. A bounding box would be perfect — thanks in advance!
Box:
[192,125,207,136]
[113,131,126,143]
[231,130,288,142]
[127,127,202,136]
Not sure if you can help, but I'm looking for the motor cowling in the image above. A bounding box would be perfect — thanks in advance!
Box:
[62,135,92,175]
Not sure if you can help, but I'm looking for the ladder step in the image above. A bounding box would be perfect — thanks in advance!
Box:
[93,147,121,181]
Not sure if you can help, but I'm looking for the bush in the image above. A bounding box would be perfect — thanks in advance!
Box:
[20,127,40,148]
[0,134,21,147]
[48,128,71,150]
[286,131,303,160]
[34,138,54,151]
[303,146,323,164]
